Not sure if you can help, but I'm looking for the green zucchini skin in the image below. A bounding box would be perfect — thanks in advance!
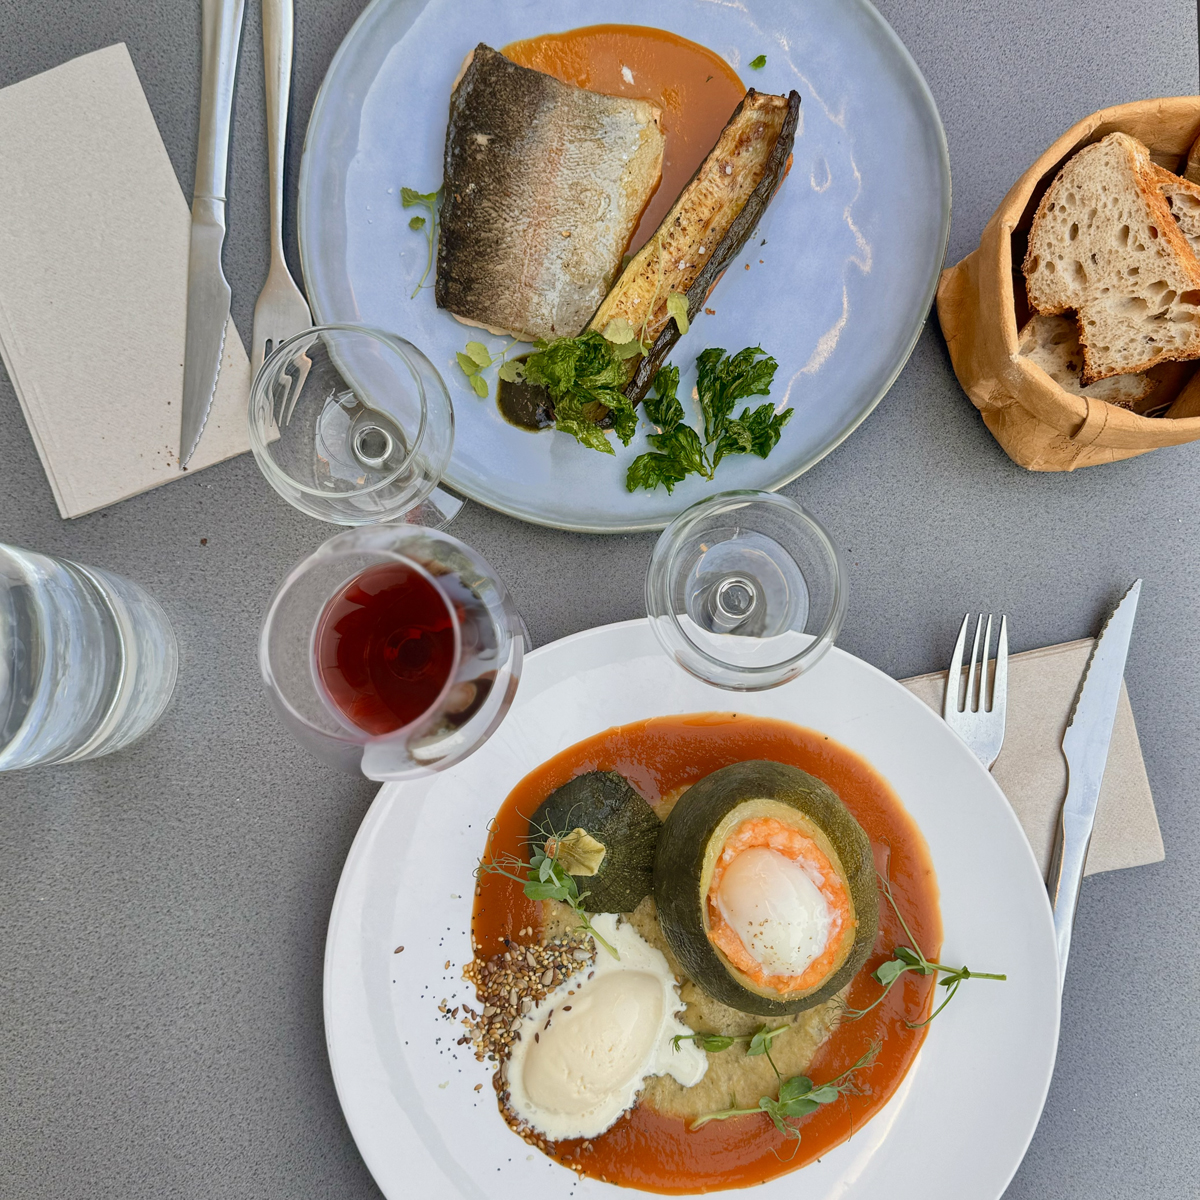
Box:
[654,760,879,1016]
[530,771,661,913]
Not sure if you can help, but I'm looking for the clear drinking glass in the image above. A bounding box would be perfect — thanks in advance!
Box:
[259,525,526,780]
[0,544,178,770]
[248,325,462,527]
[645,491,846,690]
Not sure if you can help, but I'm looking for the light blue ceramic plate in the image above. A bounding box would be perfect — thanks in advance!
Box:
[298,0,950,532]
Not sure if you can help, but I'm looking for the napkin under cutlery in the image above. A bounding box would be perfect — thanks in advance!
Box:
[0,43,251,519]
[902,637,1164,876]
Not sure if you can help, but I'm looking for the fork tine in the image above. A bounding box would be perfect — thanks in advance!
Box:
[943,614,971,719]
[965,614,983,712]
[993,615,1009,724]
[980,614,994,712]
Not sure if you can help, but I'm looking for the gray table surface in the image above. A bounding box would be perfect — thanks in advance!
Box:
[2,1,1198,1196]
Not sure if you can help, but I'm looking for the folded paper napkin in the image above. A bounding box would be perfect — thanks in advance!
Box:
[0,43,250,519]
[901,638,1164,876]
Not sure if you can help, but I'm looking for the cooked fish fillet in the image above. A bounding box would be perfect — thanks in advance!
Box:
[589,90,795,348]
[435,44,665,343]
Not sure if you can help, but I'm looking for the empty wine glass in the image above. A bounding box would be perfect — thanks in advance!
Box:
[248,325,462,527]
[645,491,846,690]
[259,525,526,780]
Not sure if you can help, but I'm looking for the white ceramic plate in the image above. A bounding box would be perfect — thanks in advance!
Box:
[298,0,951,532]
[324,619,1060,1200]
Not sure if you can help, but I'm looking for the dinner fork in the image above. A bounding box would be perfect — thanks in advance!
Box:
[251,0,311,376]
[942,614,1008,769]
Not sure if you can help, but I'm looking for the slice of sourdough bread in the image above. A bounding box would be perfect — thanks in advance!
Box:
[1184,130,1200,186]
[1023,132,1200,383]
[1017,313,1155,406]
[1156,164,1200,257]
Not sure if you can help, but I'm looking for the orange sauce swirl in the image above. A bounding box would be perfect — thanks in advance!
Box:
[503,25,747,251]
[472,714,942,1194]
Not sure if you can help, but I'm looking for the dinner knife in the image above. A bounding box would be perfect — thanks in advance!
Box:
[1046,578,1142,993]
[180,0,247,468]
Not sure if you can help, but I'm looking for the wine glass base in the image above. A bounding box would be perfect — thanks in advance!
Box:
[397,485,465,531]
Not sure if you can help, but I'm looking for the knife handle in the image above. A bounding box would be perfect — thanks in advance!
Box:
[194,0,247,204]
[1046,797,1095,995]
[262,0,293,263]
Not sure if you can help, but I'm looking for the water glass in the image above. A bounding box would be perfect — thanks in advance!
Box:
[0,544,178,770]
[248,325,461,527]
[645,491,846,690]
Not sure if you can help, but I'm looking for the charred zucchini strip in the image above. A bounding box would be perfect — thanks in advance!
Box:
[588,89,801,401]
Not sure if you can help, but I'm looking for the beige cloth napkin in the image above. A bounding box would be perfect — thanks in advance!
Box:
[0,43,250,519]
[901,638,1164,876]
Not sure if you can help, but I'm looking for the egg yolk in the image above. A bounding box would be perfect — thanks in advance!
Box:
[706,816,854,995]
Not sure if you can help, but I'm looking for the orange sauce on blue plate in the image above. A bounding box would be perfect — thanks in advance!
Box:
[503,25,747,251]
[472,713,942,1193]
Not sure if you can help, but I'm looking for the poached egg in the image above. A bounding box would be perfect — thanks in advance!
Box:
[716,845,833,978]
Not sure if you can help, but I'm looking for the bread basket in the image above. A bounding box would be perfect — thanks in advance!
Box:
[937,98,1200,471]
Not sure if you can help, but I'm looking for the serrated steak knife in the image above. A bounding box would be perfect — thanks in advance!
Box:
[180,0,246,467]
[1046,579,1142,992]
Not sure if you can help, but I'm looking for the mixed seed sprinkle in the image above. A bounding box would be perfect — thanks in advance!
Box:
[458,931,597,1156]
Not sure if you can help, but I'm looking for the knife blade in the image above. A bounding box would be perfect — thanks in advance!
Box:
[180,0,246,468]
[1046,579,1142,992]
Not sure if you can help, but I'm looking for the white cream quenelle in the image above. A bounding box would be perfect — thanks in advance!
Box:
[503,914,707,1140]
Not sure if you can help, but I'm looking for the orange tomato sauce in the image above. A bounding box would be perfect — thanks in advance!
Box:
[472,713,942,1194]
[503,25,746,251]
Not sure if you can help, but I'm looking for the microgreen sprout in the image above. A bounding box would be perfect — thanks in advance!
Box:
[455,338,526,399]
[843,873,1006,1027]
[476,828,619,959]
[401,186,441,298]
[671,1023,788,1058]
[691,1042,880,1154]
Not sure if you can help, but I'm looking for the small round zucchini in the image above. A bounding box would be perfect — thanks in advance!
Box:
[654,760,878,1016]
[530,771,661,913]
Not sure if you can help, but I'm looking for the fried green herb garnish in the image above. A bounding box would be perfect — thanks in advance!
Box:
[626,347,792,493]
[476,831,619,959]
[749,54,767,70]
[522,330,644,455]
[843,873,1006,1027]
[455,338,525,398]
[691,1042,880,1152]
[401,186,440,298]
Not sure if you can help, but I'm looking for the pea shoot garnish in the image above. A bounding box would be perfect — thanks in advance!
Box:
[691,1042,880,1151]
[845,873,1006,1027]
[476,827,619,959]
[671,1022,789,1056]
[400,186,440,297]
[749,54,767,70]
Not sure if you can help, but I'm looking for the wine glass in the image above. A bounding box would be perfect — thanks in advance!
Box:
[248,325,462,527]
[645,491,846,690]
[258,525,526,780]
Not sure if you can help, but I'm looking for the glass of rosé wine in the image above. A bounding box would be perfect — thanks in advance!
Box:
[258,525,526,780]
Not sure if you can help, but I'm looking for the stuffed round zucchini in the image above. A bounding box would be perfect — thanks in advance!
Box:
[653,760,878,1016]
[529,770,661,913]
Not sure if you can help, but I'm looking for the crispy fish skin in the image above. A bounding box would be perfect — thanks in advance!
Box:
[587,90,801,399]
[435,44,665,343]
